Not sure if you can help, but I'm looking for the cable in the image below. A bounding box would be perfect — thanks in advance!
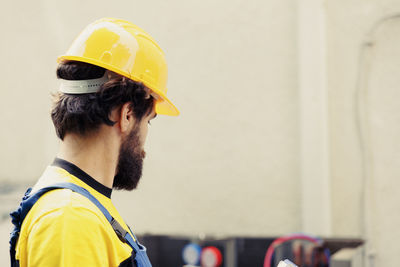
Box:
[263,234,330,267]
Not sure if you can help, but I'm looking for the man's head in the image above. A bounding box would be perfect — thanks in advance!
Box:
[52,61,156,190]
[52,18,179,190]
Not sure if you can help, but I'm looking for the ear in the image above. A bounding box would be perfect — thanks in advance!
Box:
[118,102,136,133]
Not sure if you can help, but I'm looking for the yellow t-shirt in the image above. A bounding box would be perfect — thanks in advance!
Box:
[15,158,136,267]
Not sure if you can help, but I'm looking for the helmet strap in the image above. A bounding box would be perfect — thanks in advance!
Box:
[59,71,109,94]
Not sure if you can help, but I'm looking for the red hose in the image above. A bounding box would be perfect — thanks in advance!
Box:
[263,234,321,267]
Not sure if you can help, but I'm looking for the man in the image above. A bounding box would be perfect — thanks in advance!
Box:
[10,18,179,266]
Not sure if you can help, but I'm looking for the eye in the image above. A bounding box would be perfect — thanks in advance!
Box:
[148,113,156,126]
[148,114,156,126]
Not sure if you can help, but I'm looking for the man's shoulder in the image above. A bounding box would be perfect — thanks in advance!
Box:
[28,189,106,222]
[24,188,108,233]
[26,165,108,223]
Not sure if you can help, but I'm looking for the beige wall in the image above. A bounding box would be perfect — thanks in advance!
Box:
[366,19,400,266]
[1,0,400,266]
[326,0,400,266]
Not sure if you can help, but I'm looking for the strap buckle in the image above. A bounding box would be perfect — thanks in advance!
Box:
[110,218,128,243]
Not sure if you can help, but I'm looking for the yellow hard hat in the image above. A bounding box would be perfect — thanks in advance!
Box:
[58,17,179,116]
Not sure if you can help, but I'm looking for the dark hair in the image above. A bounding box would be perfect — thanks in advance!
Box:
[51,61,154,140]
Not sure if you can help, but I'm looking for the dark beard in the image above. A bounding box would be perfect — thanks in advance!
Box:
[113,127,146,190]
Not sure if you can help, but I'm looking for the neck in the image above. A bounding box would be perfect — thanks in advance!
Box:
[57,128,120,188]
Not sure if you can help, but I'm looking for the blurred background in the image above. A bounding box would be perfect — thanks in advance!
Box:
[1,0,399,266]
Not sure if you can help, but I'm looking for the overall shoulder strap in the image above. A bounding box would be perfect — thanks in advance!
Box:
[9,182,146,266]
